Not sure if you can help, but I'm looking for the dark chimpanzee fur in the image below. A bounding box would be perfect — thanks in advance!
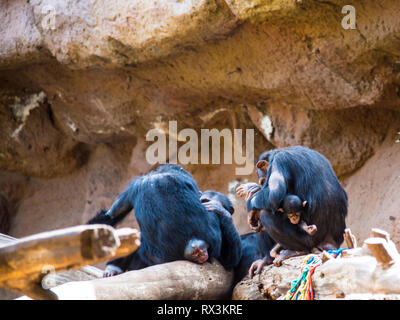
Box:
[281,194,305,214]
[234,231,275,283]
[88,164,242,276]
[199,190,277,283]
[239,146,348,275]
[249,146,348,248]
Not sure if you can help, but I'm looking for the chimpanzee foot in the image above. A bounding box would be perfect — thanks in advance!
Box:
[273,249,308,267]
[269,243,282,258]
[103,265,123,277]
[318,242,337,251]
[273,255,285,267]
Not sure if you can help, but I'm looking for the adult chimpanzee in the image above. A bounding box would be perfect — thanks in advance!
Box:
[88,164,241,277]
[237,146,348,277]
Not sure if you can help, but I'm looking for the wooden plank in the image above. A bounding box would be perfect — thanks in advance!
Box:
[344,228,357,249]
[364,237,397,268]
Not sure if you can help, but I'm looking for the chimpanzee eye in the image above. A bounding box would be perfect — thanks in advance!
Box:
[201,198,210,203]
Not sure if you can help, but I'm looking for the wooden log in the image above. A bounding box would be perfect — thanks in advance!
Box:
[344,228,357,249]
[0,233,103,299]
[5,278,58,300]
[321,251,334,263]
[40,259,233,300]
[371,228,390,241]
[0,225,140,299]
[114,228,141,257]
[364,237,397,269]
[369,228,399,261]
[42,266,103,289]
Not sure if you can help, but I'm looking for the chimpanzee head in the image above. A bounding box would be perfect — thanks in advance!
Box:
[199,190,235,215]
[184,238,210,264]
[278,194,307,224]
[255,149,279,186]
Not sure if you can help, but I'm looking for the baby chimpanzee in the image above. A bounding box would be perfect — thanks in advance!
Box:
[280,194,317,235]
[270,194,317,259]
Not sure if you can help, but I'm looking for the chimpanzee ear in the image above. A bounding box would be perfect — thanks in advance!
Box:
[256,160,269,171]
[277,208,284,213]
[302,201,308,208]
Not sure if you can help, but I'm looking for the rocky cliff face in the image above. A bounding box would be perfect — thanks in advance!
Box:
[0,0,399,248]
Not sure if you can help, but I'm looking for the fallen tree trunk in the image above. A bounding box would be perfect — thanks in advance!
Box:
[233,228,400,300]
[44,259,233,300]
[0,233,104,299]
[41,265,103,289]
[0,225,140,299]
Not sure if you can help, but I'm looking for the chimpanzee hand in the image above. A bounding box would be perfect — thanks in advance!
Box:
[304,224,317,236]
[236,183,261,201]
[248,257,271,279]
[202,200,230,218]
[247,209,264,233]
[87,209,112,225]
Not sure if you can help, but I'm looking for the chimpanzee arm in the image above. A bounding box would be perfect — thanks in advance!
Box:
[87,187,134,226]
[88,181,136,226]
[267,167,287,212]
[246,166,287,213]
[106,188,133,219]
[203,201,242,269]
[218,213,242,268]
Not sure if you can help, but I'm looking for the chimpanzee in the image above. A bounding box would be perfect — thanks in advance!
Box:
[88,164,241,277]
[269,194,317,260]
[237,146,348,276]
[234,231,275,283]
[279,194,317,236]
[198,190,276,283]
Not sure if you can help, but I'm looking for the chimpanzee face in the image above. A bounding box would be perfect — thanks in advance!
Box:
[287,212,301,224]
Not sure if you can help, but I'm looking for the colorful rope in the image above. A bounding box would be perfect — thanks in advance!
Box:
[283,249,347,300]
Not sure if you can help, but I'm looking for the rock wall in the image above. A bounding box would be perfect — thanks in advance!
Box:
[0,0,399,248]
